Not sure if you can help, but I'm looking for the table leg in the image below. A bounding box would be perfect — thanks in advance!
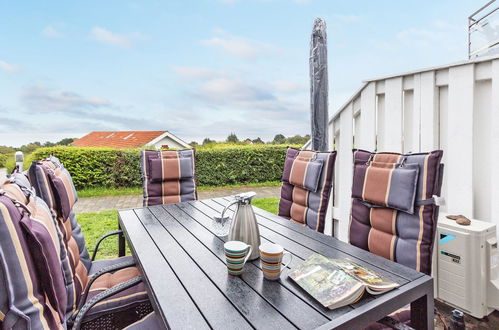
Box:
[118,222,126,257]
[410,284,434,330]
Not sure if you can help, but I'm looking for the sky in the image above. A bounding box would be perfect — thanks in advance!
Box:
[0,0,483,147]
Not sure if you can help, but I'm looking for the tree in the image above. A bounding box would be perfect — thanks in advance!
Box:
[286,134,310,145]
[272,134,286,144]
[189,141,199,148]
[226,132,239,143]
[252,137,264,144]
[57,138,76,146]
[20,142,41,154]
[202,138,215,145]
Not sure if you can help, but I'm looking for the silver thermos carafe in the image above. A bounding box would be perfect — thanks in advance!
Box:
[221,192,261,260]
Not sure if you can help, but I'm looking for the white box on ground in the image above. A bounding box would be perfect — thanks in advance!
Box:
[436,214,499,318]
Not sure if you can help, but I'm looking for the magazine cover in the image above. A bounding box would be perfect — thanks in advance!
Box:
[288,254,363,308]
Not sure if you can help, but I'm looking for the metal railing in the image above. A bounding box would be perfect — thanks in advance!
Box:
[469,0,499,58]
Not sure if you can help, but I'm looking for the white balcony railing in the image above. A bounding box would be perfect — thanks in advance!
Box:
[326,54,499,241]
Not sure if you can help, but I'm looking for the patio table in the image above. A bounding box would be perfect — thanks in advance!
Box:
[118,196,434,330]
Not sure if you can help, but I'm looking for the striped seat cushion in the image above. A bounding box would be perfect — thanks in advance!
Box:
[278,148,336,233]
[83,267,150,324]
[349,150,444,275]
[0,192,64,329]
[124,312,166,329]
[140,149,197,206]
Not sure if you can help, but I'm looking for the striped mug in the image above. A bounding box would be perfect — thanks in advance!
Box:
[259,243,293,280]
[224,241,253,276]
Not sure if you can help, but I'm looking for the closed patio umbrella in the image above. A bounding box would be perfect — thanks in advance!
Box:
[310,18,329,152]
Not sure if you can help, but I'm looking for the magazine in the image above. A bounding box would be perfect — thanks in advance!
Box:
[288,254,399,309]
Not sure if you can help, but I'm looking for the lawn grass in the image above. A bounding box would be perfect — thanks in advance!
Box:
[77,197,280,260]
[252,197,279,215]
[77,181,281,198]
[77,210,130,260]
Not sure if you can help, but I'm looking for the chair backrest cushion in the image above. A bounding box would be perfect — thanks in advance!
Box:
[352,160,419,214]
[0,186,64,329]
[278,148,336,233]
[4,173,78,319]
[29,158,91,313]
[349,149,444,275]
[140,149,197,206]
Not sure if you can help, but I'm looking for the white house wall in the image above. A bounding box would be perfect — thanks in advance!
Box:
[329,55,499,241]
[150,136,187,150]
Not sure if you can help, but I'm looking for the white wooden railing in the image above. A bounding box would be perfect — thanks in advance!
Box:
[325,54,499,241]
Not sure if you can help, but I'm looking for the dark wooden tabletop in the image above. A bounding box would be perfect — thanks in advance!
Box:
[118,197,434,330]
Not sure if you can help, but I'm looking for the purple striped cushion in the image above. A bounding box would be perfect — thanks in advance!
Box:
[0,195,63,329]
[140,149,197,206]
[352,161,419,214]
[278,148,336,233]
[349,149,444,275]
[288,157,324,192]
[41,159,78,220]
[3,175,69,321]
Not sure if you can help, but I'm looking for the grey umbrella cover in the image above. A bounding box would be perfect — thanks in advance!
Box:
[310,18,329,152]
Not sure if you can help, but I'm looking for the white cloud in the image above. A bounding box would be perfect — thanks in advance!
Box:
[0,60,21,73]
[171,66,223,80]
[42,25,64,38]
[333,14,363,23]
[272,80,306,93]
[20,85,111,112]
[396,20,464,49]
[201,30,279,59]
[89,27,144,48]
[171,65,309,133]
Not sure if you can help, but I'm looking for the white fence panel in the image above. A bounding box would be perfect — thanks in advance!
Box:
[383,77,403,152]
[328,55,499,241]
[337,103,353,242]
[491,60,499,231]
[359,82,376,150]
[447,64,474,216]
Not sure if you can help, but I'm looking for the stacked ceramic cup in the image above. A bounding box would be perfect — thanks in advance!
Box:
[259,242,293,280]
[224,241,252,276]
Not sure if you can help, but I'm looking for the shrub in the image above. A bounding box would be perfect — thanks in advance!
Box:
[0,153,7,168]
[29,145,295,190]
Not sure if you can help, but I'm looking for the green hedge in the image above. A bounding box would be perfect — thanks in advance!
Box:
[29,146,291,189]
[0,154,7,168]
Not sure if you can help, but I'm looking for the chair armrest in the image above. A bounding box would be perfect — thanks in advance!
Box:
[72,276,142,330]
[91,230,123,261]
[378,316,415,330]
[76,258,136,315]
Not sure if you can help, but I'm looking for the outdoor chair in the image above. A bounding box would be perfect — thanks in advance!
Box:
[0,172,152,329]
[348,149,444,329]
[278,147,336,233]
[123,312,166,330]
[26,156,153,328]
[140,149,197,206]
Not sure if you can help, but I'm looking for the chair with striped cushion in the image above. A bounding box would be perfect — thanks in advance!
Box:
[4,172,153,329]
[140,149,197,206]
[348,149,444,329]
[26,158,153,328]
[0,174,66,329]
[278,147,336,233]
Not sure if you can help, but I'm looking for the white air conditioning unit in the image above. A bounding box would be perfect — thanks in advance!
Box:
[435,215,499,318]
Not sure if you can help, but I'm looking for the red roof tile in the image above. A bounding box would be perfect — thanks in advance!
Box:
[71,131,166,148]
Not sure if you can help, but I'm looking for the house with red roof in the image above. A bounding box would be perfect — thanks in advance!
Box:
[71,131,191,149]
